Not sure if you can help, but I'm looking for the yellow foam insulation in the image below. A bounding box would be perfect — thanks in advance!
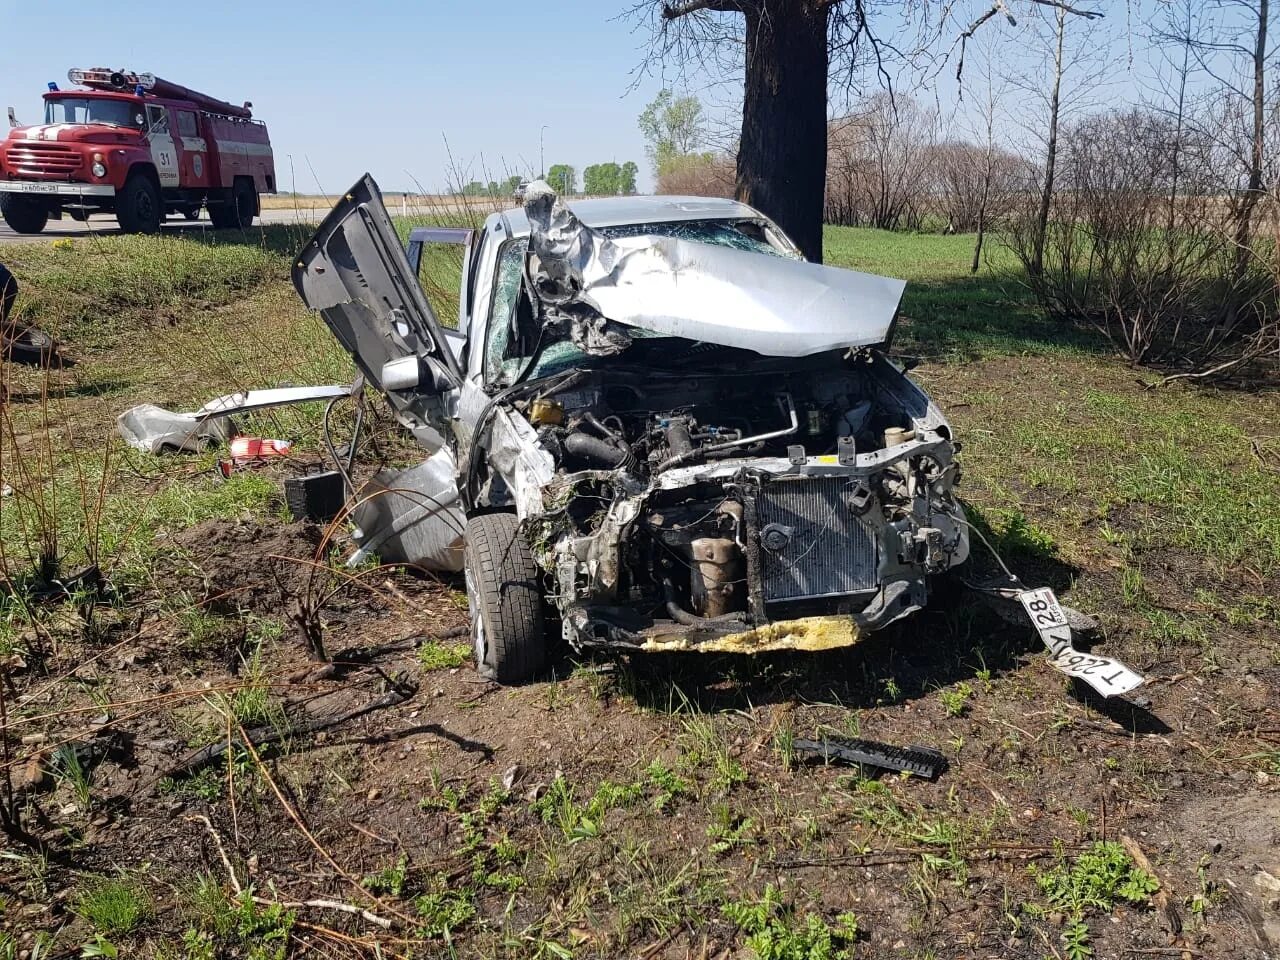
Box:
[641,616,860,654]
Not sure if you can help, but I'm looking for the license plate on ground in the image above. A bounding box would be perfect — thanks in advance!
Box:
[1018,587,1144,697]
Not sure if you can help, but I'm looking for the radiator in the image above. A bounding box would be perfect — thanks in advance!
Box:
[756,477,879,603]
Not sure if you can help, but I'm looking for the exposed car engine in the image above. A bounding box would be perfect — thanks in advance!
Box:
[507,348,968,649]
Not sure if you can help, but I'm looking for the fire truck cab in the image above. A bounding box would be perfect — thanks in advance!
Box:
[0,68,275,235]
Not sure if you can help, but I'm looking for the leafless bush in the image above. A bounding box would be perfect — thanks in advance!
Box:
[928,140,1027,234]
[1007,108,1278,378]
[655,151,736,198]
[825,94,936,230]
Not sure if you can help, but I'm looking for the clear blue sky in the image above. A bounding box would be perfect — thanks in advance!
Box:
[0,1,1263,197]
[0,0,670,194]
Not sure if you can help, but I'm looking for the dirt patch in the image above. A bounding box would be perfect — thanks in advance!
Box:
[165,517,329,609]
[4,354,1280,959]
[1168,790,1280,953]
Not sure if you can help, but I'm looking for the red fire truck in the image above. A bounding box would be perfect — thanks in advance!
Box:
[0,68,275,234]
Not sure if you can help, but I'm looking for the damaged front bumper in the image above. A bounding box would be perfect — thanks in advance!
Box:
[542,433,969,654]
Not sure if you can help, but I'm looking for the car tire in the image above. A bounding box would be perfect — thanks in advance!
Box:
[116,175,162,234]
[5,326,60,367]
[465,512,546,685]
[1,196,49,235]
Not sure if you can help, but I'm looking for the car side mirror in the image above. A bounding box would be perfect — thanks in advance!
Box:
[381,356,421,390]
[423,357,454,392]
[381,356,453,393]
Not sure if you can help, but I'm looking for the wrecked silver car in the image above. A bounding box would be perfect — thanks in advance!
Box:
[294,177,970,683]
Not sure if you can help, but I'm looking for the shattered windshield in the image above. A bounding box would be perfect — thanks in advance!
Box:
[598,220,794,257]
[44,97,138,128]
[485,218,794,385]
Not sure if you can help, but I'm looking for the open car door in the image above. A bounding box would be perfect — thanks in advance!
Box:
[293,174,464,451]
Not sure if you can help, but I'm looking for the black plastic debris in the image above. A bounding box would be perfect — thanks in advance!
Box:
[284,470,345,524]
[792,737,948,781]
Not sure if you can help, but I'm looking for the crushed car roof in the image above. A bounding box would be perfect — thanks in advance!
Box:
[495,194,765,237]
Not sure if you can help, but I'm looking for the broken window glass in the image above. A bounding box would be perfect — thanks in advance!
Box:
[599,219,795,258]
[485,240,525,383]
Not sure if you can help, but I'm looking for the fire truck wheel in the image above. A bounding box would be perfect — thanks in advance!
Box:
[230,180,257,229]
[117,175,162,235]
[0,196,49,235]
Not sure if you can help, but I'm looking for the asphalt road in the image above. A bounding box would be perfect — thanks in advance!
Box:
[0,205,330,245]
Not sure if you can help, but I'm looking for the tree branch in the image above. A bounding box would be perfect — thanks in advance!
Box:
[1026,0,1104,20]
[662,0,744,19]
[951,0,1105,85]
[956,2,1017,82]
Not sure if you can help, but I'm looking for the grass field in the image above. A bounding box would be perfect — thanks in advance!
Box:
[0,221,1277,959]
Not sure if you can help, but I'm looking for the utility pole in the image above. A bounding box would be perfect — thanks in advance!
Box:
[539,125,548,180]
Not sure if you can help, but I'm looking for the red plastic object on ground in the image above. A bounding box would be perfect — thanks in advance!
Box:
[229,436,292,462]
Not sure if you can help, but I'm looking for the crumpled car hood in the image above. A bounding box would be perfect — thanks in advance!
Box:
[524,181,906,357]
[585,236,906,356]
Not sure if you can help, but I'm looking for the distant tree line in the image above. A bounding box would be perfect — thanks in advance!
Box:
[454,163,638,198]
[456,175,524,198]
[583,162,640,196]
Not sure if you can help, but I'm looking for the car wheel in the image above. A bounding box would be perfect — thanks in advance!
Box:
[1,196,49,234]
[465,513,546,684]
[5,326,60,367]
[116,175,162,234]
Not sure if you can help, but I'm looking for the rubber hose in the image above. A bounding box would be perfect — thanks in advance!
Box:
[564,431,630,468]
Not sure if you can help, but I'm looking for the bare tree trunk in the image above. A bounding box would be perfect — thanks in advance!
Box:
[1166,1,1193,234]
[1032,6,1067,279]
[735,0,831,262]
[1231,0,1268,283]
[973,66,999,274]
[972,171,993,271]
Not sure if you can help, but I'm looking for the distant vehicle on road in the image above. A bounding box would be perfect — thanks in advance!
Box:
[512,180,530,201]
[0,68,275,235]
